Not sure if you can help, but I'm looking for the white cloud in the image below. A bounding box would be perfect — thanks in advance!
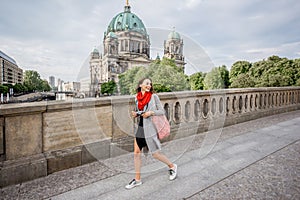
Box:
[184,0,204,9]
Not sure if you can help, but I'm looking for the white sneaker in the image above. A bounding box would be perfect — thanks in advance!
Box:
[125,179,142,189]
[169,164,177,181]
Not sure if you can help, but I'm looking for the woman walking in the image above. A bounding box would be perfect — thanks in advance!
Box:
[125,78,177,189]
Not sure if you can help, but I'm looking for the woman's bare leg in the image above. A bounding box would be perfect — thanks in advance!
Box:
[152,152,174,168]
[134,139,142,180]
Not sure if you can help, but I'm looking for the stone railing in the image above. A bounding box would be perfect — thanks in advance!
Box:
[0,87,300,187]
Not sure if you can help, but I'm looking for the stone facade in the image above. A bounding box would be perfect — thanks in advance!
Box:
[0,87,300,187]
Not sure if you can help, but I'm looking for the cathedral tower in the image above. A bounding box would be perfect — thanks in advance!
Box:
[164,29,185,72]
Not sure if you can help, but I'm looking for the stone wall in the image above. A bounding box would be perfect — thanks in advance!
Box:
[0,117,4,156]
[0,87,300,187]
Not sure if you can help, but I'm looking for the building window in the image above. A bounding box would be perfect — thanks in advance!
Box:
[130,42,134,52]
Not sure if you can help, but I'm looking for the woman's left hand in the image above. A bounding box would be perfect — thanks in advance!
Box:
[142,111,154,118]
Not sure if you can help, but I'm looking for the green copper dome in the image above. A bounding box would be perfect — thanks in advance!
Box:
[106,5,147,36]
[168,30,181,40]
[92,47,99,53]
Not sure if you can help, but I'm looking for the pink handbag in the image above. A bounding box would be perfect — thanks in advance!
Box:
[152,115,170,140]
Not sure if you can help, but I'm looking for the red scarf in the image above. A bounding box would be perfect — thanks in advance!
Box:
[137,91,152,110]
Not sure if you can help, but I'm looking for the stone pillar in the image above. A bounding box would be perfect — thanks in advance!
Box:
[0,117,4,156]
[6,113,43,160]
[1,103,47,187]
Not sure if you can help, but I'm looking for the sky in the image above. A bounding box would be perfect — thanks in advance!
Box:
[1,0,300,82]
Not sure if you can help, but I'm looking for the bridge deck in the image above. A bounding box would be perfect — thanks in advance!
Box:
[1,110,300,200]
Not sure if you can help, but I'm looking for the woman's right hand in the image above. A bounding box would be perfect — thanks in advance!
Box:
[131,111,137,118]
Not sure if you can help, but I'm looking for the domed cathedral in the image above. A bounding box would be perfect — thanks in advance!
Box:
[164,28,185,72]
[89,0,185,96]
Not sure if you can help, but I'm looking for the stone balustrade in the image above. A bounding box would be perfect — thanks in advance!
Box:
[0,87,300,187]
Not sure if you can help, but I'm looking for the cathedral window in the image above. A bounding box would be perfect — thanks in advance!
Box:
[125,40,128,51]
[130,42,134,52]
[121,40,124,51]
[111,46,115,54]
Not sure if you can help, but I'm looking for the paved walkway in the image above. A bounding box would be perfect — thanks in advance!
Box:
[1,110,300,200]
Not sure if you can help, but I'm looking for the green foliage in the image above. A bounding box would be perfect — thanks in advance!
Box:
[219,65,230,88]
[249,56,297,87]
[119,66,144,95]
[230,73,255,88]
[230,55,300,88]
[229,61,251,84]
[292,58,300,85]
[23,70,51,92]
[13,83,26,94]
[203,66,230,90]
[41,80,51,92]
[150,63,190,92]
[118,58,189,94]
[0,85,9,94]
[120,55,300,92]
[160,57,182,73]
[101,80,117,95]
[23,70,40,92]
[153,83,171,93]
[189,72,206,90]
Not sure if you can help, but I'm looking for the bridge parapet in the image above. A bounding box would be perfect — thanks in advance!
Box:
[0,87,299,187]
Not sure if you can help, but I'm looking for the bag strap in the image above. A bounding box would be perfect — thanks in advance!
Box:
[153,94,159,111]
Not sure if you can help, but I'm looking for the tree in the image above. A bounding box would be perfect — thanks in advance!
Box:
[150,64,190,92]
[229,61,251,84]
[23,70,41,92]
[118,58,189,94]
[230,73,255,88]
[153,83,171,93]
[160,57,182,73]
[248,56,297,87]
[293,59,300,86]
[189,72,206,90]
[219,65,230,88]
[119,66,144,95]
[13,83,26,94]
[41,80,51,92]
[203,66,229,90]
[0,85,9,94]
[23,70,51,92]
[101,80,117,95]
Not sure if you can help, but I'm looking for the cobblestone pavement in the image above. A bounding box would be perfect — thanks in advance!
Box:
[1,110,300,200]
[186,140,300,200]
